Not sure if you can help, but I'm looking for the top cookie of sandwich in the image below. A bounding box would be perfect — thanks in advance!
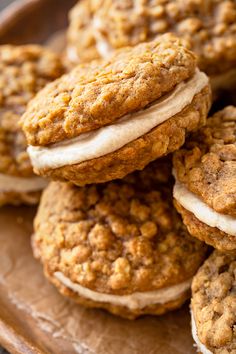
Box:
[22,34,197,145]
[0,45,64,177]
[173,106,236,217]
[67,0,236,77]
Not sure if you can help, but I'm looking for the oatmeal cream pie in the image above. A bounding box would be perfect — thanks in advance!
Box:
[32,160,207,319]
[22,35,211,186]
[67,0,236,93]
[173,106,236,252]
[191,251,236,354]
[67,0,101,64]
[0,45,64,206]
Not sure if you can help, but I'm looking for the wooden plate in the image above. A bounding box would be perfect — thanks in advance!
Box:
[0,0,76,44]
[0,2,196,353]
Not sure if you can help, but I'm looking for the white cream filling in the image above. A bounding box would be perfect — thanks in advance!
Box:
[54,271,191,310]
[0,173,48,193]
[28,70,208,170]
[173,178,236,236]
[67,46,80,63]
[191,311,213,354]
[95,37,113,60]
[93,17,114,59]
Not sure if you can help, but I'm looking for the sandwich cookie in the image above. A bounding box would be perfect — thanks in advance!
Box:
[22,35,211,186]
[32,160,208,319]
[0,45,64,206]
[66,0,101,64]
[66,0,236,93]
[191,251,236,354]
[173,106,236,251]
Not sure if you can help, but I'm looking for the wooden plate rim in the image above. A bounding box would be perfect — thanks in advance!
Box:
[0,0,43,37]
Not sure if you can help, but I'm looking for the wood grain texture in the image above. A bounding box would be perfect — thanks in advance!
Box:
[0,0,76,44]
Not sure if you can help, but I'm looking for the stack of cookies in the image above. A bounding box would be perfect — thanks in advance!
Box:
[1,1,236,353]
[21,34,211,321]
[0,45,64,206]
[173,106,236,354]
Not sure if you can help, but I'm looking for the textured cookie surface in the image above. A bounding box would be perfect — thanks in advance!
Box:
[33,160,207,312]
[173,106,236,217]
[174,200,236,252]
[68,0,236,75]
[192,251,236,353]
[0,45,64,177]
[22,35,197,146]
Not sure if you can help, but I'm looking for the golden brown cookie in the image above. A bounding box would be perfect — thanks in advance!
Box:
[67,0,236,94]
[22,35,211,186]
[173,106,236,251]
[191,251,236,354]
[66,0,101,64]
[33,159,208,319]
[0,45,64,206]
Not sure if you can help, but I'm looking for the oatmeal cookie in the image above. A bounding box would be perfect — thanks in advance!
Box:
[33,160,207,319]
[66,0,236,93]
[173,106,236,251]
[22,35,211,186]
[191,251,236,354]
[0,45,64,206]
[66,0,101,64]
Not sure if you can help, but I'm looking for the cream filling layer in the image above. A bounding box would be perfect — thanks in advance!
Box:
[93,17,114,59]
[0,173,47,193]
[173,179,236,236]
[67,18,113,62]
[55,272,191,310]
[28,70,208,170]
[66,46,80,63]
[191,311,213,354]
